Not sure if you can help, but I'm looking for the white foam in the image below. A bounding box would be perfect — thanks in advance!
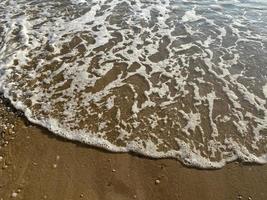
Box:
[182,8,203,23]
[263,83,267,98]
[0,0,266,168]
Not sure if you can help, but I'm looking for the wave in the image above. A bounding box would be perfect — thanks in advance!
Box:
[0,0,267,168]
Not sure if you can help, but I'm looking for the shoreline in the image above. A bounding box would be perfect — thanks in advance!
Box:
[0,98,267,199]
[0,95,265,170]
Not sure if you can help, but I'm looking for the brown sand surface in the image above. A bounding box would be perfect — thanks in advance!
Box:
[0,100,267,200]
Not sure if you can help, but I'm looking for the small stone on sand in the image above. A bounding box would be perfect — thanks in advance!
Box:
[155,179,160,185]
[11,192,18,198]
[112,169,116,172]
[2,165,8,169]
[237,195,243,199]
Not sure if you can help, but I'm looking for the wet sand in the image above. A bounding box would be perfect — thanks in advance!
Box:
[0,99,267,200]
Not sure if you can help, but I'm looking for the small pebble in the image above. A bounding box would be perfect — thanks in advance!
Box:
[2,165,8,169]
[0,156,3,162]
[80,194,84,198]
[112,169,116,172]
[237,195,243,200]
[11,192,18,198]
[133,195,137,199]
[53,164,57,168]
[248,197,252,200]
[155,179,160,185]
[56,155,60,160]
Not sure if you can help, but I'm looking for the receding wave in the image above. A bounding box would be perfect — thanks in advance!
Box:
[0,0,267,168]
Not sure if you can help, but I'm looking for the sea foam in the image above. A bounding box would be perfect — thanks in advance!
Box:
[0,0,267,168]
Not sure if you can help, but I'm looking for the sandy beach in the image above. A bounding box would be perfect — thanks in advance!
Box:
[0,99,267,200]
[1,1,267,199]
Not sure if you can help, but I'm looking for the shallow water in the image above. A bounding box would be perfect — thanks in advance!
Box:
[0,0,267,168]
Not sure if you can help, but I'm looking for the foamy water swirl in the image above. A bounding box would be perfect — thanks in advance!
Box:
[0,0,267,168]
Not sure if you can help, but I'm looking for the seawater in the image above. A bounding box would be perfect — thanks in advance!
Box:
[0,0,267,168]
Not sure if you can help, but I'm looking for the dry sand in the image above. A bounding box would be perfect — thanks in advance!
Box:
[0,98,267,200]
